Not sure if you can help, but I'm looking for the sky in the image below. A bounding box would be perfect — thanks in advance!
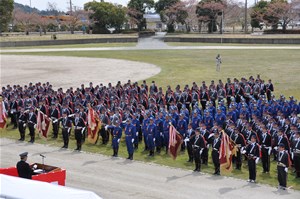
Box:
[15,0,255,11]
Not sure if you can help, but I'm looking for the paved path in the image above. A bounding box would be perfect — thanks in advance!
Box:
[2,33,300,53]
[1,138,299,199]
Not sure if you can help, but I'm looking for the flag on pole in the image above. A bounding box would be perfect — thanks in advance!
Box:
[87,107,101,144]
[219,130,236,174]
[36,110,51,138]
[0,100,7,129]
[169,125,183,160]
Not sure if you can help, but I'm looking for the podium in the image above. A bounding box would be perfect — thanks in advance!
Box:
[0,163,66,186]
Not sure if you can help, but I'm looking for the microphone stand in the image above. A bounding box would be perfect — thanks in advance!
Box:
[40,154,46,173]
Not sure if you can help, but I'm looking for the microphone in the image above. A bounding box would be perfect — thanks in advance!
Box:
[40,154,46,158]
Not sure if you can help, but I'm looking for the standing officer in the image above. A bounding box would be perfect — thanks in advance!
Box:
[60,111,72,149]
[124,118,135,160]
[277,143,290,190]
[50,102,60,139]
[16,152,33,179]
[212,130,221,175]
[216,54,222,72]
[185,123,195,162]
[147,117,157,157]
[142,114,149,151]
[232,128,246,170]
[132,113,140,150]
[259,126,272,173]
[291,131,300,178]
[242,135,260,183]
[27,107,37,143]
[73,110,86,151]
[177,113,187,151]
[111,121,122,157]
[18,107,27,141]
[192,128,206,172]
[163,114,173,154]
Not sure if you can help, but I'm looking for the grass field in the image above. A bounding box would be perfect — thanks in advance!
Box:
[167,42,300,46]
[0,43,136,49]
[2,47,300,189]
[166,33,300,39]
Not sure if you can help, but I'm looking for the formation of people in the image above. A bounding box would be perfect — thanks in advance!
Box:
[1,75,300,190]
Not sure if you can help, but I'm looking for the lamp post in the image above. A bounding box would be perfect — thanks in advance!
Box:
[244,0,248,33]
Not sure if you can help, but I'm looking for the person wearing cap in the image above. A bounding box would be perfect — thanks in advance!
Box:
[232,128,246,170]
[73,110,86,151]
[147,117,157,157]
[177,113,187,152]
[215,108,226,128]
[155,113,164,154]
[59,111,72,149]
[50,102,60,139]
[142,114,150,151]
[132,113,140,150]
[186,123,195,162]
[291,131,300,178]
[242,135,260,183]
[259,126,272,173]
[124,118,135,160]
[266,79,274,102]
[277,143,290,190]
[192,128,206,172]
[99,108,110,145]
[110,121,122,157]
[18,107,27,141]
[215,54,222,72]
[16,152,33,179]
[211,129,221,175]
[200,89,209,110]
[27,107,37,143]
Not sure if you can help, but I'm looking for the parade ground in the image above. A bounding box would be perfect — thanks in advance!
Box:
[1,138,299,199]
[1,35,300,198]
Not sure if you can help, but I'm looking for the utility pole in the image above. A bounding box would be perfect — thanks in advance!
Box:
[69,0,74,34]
[244,0,248,33]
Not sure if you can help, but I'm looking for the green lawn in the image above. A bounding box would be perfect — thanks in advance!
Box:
[166,33,300,39]
[167,42,300,46]
[2,48,300,189]
[1,124,299,190]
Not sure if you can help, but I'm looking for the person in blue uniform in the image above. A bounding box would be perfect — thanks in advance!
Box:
[16,152,33,179]
[142,114,149,151]
[215,108,226,128]
[147,117,157,157]
[155,113,163,153]
[163,114,173,154]
[191,111,201,130]
[132,113,140,150]
[110,121,122,157]
[124,118,135,160]
[177,113,187,151]
[203,111,213,130]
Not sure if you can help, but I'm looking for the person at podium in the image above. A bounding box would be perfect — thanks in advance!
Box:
[16,152,33,179]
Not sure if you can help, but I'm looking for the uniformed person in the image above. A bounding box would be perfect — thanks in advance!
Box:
[185,123,195,162]
[124,118,135,160]
[147,117,157,157]
[73,110,86,151]
[110,121,122,157]
[27,107,37,143]
[291,131,300,178]
[60,111,72,149]
[232,128,246,170]
[259,126,272,173]
[16,152,33,179]
[277,143,290,190]
[50,102,60,139]
[192,128,206,172]
[242,135,260,183]
[212,130,221,175]
[18,107,27,141]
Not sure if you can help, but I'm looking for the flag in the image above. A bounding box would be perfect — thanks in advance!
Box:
[36,110,51,138]
[87,107,101,144]
[219,130,236,174]
[169,125,183,160]
[0,101,7,129]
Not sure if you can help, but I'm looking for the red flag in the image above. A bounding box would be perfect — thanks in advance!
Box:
[219,131,236,174]
[36,110,51,138]
[0,101,7,129]
[169,125,183,160]
[87,107,101,144]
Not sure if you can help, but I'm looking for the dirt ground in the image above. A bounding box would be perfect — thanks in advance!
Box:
[1,55,161,90]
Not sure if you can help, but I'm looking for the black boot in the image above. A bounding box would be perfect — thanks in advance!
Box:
[112,149,116,157]
[194,163,198,172]
[115,147,119,157]
[130,153,133,160]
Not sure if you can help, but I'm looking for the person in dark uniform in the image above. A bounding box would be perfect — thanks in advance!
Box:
[50,102,60,139]
[18,107,27,141]
[185,123,195,162]
[27,107,37,143]
[291,131,300,178]
[73,110,86,151]
[277,143,289,190]
[242,135,260,183]
[232,128,246,170]
[212,129,221,175]
[16,152,33,179]
[60,111,72,149]
[259,126,272,173]
[192,128,206,172]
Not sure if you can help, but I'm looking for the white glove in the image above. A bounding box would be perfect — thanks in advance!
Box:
[284,167,288,173]
[131,138,134,143]
[53,119,58,123]
[207,144,210,148]
[136,132,139,136]
[105,125,108,131]
[274,146,278,151]
[169,122,172,125]
[117,139,120,143]
[81,127,85,134]
[255,158,259,164]
[160,132,163,136]
[68,128,71,133]
[33,164,37,169]
[153,138,156,142]
[34,124,36,128]
[184,138,190,142]
[291,152,294,160]
[200,149,203,155]
[23,124,26,127]
[268,147,272,156]
[241,150,246,154]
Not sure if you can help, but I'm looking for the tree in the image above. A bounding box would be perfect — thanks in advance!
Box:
[184,0,198,32]
[84,1,127,34]
[0,0,14,33]
[164,1,188,32]
[196,0,226,33]
[127,0,154,31]
[250,0,268,29]
[13,8,35,34]
[155,0,179,32]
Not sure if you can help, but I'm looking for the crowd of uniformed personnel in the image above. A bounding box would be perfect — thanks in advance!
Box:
[1,75,300,189]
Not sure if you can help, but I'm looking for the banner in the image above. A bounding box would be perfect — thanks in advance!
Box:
[87,108,101,144]
[0,100,7,129]
[219,131,236,175]
[169,125,183,160]
[36,110,51,138]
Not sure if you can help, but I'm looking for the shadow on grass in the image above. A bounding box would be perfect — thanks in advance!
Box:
[166,172,203,182]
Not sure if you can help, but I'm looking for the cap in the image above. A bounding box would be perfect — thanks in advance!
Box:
[196,127,201,132]
[149,117,154,120]
[279,143,285,148]
[251,135,256,139]
[19,152,28,157]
